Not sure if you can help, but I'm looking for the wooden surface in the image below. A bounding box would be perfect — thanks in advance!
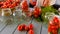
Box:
[0,16,48,34]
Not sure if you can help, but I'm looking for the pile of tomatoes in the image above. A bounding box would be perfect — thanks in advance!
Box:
[33,6,41,18]
[48,16,60,34]
[21,0,28,12]
[17,24,34,34]
[0,0,20,8]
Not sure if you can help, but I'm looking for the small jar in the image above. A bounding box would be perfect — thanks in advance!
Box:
[1,8,12,16]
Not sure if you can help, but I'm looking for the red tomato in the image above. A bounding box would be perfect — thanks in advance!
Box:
[3,2,9,5]
[1,5,7,8]
[17,25,23,31]
[22,24,26,29]
[22,0,28,11]
[12,2,17,7]
[0,2,4,7]
[33,11,39,15]
[53,17,59,23]
[29,24,33,30]
[33,7,41,18]
[25,26,29,31]
[52,30,58,34]
[9,5,13,8]
[7,0,12,2]
[16,0,20,3]
[59,22,60,28]
[7,4,11,8]
[48,25,52,32]
[28,29,34,34]
[50,25,58,30]
[0,2,4,4]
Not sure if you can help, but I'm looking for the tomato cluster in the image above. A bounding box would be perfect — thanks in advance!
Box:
[48,16,60,34]
[33,6,41,18]
[17,24,34,34]
[21,0,28,12]
[0,0,20,8]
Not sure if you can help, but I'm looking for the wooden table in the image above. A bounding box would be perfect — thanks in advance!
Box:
[0,16,48,34]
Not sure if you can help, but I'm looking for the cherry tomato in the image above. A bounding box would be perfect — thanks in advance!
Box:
[22,0,28,11]
[48,25,52,32]
[1,5,7,8]
[22,24,26,29]
[53,17,59,24]
[25,26,29,31]
[29,24,33,30]
[52,30,58,34]
[16,0,20,4]
[28,29,34,34]
[33,7,41,18]
[9,5,14,8]
[17,25,23,31]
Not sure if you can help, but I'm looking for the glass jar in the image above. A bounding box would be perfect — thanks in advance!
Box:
[1,8,12,16]
[0,8,13,24]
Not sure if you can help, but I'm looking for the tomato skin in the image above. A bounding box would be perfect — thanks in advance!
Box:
[22,24,26,29]
[21,0,28,11]
[25,26,29,31]
[29,24,33,30]
[33,7,41,18]
[48,25,52,32]
[1,5,7,8]
[17,25,23,31]
[53,17,59,24]
[52,29,58,34]
[28,29,34,34]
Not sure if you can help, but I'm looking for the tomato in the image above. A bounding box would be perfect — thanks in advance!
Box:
[12,2,17,7]
[51,25,58,30]
[22,24,26,29]
[7,0,12,2]
[25,26,29,31]
[1,5,7,8]
[7,4,11,8]
[9,5,14,8]
[16,0,20,3]
[22,0,28,11]
[29,24,33,30]
[53,17,59,24]
[17,25,23,31]
[33,11,39,15]
[0,2,4,7]
[48,25,52,32]
[3,2,9,5]
[52,30,58,34]
[33,7,41,18]
[28,29,34,34]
